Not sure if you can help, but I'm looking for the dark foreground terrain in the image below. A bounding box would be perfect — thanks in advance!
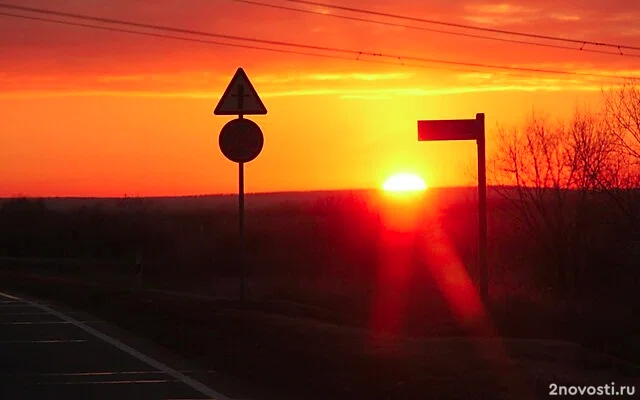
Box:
[1,267,638,400]
[1,189,639,398]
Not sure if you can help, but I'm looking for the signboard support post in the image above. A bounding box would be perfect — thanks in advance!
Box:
[417,112,489,303]
[476,113,488,302]
[239,160,245,303]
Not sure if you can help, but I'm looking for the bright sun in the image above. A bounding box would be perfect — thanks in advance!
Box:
[382,173,427,192]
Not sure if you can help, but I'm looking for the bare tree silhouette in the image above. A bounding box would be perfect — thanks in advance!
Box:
[490,109,624,295]
[601,78,640,223]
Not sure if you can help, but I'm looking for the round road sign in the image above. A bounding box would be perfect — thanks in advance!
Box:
[218,118,264,163]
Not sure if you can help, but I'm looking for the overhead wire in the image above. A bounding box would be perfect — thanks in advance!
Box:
[282,0,640,53]
[0,12,369,63]
[231,0,640,59]
[0,11,530,78]
[0,3,635,82]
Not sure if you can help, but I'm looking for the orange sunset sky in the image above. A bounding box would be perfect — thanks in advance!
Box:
[1,0,639,197]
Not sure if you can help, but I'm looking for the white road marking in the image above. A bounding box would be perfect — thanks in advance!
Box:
[1,371,163,377]
[0,304,36,307]
[1,320,100,325]
[1,370,218,377]
[0,312,51,315]
[0,339,88,344]
[35,379,177,385]
[0,293,20,300]
[0,291,232,400]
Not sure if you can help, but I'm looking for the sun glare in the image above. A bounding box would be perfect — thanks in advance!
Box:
[382,173,427,192]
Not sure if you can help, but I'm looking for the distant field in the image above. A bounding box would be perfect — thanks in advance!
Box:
[0,186,486,211]
[1,186,637,318]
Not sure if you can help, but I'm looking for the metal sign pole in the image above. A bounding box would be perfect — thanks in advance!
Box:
[476,113,488,302]
[238,113,246,303]
[239,160,245,303]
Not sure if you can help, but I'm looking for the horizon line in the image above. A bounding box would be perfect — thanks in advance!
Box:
[0,185,482,199]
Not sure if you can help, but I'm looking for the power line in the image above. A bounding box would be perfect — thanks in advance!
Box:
[0,3,635,81]
[0,12,439,69]
[0,10,579,82]
[232,0,640,59]
[0,3,354,54]
[282,0,640,53]
[0,11,514,76]
[0,12,349,60]
[4,9,624,88]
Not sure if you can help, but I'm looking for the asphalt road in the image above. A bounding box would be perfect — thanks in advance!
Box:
[0,291,231,400]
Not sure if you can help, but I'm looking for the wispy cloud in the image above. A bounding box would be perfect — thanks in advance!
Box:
[313,6,331,15]
[0,82,603,101]
[619,28,640,37]
[252,72,414,84]
[264,84,600,99]
[3,62,635,97]
[340,94,393,100]
[456,72,497,81]
[308,72,414,81]
[466,3,540,14]
[463,2,541,25]
[550,13,581,21]
[260,89,340,97]
[0,90,219,99]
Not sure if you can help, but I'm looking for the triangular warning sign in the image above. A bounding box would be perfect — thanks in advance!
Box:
[214,68,267,115]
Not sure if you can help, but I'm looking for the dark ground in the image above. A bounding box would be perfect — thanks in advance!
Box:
[1,267,638,400]
[1,191,639,398]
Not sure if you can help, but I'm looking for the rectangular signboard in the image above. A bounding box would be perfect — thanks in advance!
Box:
[417,119,480,141]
